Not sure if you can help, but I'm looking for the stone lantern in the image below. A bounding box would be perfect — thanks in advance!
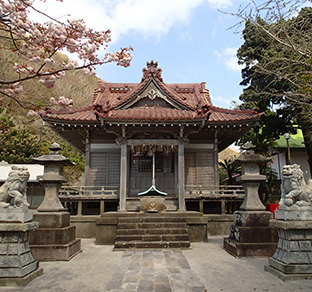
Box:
[234,142,271,211]
[33,142,73,212]
[224,142,278,257]
[29,143,81,261]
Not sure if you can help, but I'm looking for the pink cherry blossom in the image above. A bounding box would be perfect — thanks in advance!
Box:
[0,0,132,112]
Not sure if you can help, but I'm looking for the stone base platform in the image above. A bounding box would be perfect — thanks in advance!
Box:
[0,267,43,287]
[223,238,277,257]
[30,239,81,261]
[224,211,278,257]
[0,206,33,223]
[265,219,312,281]
[0,222,43,287]
[29,212,81,261]
[264,264,312,282]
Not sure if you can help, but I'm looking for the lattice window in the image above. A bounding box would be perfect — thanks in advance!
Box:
[131,152,152,173]
[156,152,174,173]
[130,152,174,173]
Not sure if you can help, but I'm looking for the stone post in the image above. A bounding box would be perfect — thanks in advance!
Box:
[0,166,43,287]
[29,143,81,261]
[265,164,312,281]
[223,142,278,257]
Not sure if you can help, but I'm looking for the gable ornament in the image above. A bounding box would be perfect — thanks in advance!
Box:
[147,89,157,100]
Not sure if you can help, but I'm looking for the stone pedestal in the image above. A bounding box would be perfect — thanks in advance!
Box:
[29,212,81,261]
[265,210,312,281]
[0,222,43,287]
[224,211,278,257]
[0,206,33,223]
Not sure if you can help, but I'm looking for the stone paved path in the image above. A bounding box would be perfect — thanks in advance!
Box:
[105,249,206,292]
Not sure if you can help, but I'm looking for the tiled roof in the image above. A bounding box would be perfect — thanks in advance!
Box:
[43,61,262,124]
[45,105,261,123]
[97,107,201,121]
[93,82,210,111]
[209,106,261,123]
[44,106,97,122]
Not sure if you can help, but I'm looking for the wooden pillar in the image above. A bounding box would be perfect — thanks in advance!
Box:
[178,140,186,211]
[214,130,219,186]
[84,130,90,186]
[119,142,127,211]
[100,200,105,213]
[199,199,204,213]
[77,201,82,216]
[221,198,226,214]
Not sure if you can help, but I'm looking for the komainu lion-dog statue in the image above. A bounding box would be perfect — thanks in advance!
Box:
[279,164,312,208]
[0,166,30,208]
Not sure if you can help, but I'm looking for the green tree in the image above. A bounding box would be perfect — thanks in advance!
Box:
[55,138,85,185]
[0,111,39,163]
[218,158,241,185]
[259,166,279,204]
[238,125,278,156]
[236,4,312,175]
[40,137,85,185]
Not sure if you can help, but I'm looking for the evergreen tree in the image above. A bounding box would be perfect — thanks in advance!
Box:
[218,159,241,185]
[237,7,312,175]
[0,111,39,163]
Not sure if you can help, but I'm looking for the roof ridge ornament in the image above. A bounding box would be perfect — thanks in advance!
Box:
[142,60,163,82]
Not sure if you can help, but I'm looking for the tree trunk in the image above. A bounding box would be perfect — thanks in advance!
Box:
[228,170,234,185]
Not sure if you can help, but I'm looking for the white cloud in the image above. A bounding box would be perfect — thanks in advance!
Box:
[211,93,241,109]
[214,47,243,72]
[30,0,233,42]
[211,95,232,107]
[206,0,232,9]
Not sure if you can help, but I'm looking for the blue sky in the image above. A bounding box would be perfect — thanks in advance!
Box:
[34,0,253,109]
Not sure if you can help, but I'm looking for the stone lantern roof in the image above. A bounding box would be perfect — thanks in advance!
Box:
[234,142,272,165]
[33,142,73,166]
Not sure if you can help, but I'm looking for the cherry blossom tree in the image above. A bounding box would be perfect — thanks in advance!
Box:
[0,0,132,111]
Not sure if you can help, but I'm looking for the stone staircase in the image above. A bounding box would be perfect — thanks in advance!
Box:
[114,214,191,250]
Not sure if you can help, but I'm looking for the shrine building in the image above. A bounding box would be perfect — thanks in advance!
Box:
[42,61,262,216]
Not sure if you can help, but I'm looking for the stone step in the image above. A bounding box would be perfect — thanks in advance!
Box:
[114,215,191,249]
[118,217,187,223]
[117,228,189,235]
[100,211,203,218]
[115,234,190,242]
[117,222,187,229]
[114,241,191,250]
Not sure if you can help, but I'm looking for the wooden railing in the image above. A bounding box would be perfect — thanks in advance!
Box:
[185,185,245,199]
[59,185,245,215]
[59,185,119,198]
[59,185,244,199]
